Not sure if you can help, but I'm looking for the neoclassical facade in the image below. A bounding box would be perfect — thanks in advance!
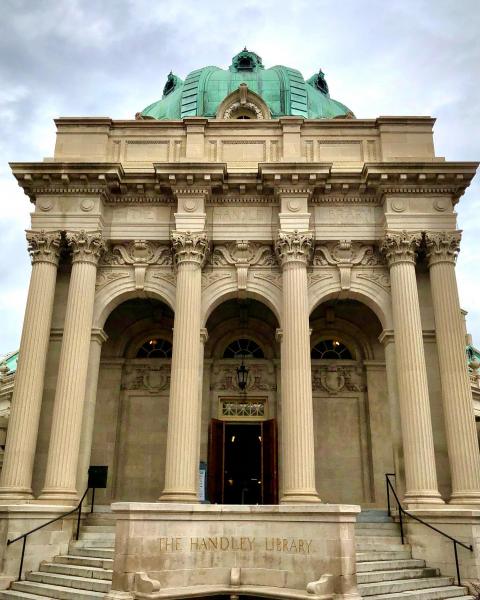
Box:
[1,50,479,599]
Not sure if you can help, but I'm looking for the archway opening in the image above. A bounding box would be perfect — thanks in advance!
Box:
[89,298,174,503]
[204,299,279,504]
[309,299,392,506]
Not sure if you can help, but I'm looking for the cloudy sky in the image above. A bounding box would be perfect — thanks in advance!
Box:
[0,0,479,356]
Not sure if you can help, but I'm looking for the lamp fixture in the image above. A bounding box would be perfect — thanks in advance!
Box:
[236,354,249,391]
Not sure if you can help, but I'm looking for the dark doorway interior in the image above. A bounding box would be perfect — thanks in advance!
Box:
[224,423,262,504]
[208,419,278,504]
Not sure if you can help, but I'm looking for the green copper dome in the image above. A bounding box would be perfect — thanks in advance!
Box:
[138,49,354,121]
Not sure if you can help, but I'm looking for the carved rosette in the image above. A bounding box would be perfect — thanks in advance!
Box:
[66,230,105,265]
[381,231,421,267]
[425,231,461,267]
[171,231,209,267]
[275,231,314,266]
[26,230,62,265]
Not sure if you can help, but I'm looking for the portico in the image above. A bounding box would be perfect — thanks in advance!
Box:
[1,49,480,599]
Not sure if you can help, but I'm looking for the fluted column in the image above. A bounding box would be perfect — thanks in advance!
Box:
[76,329,108,495]
[275,231,320,503]
[159,232,208,502]
[426,231,480,504]
[381,231,443,504]
[0,231,61,500]
[40,231,105,502]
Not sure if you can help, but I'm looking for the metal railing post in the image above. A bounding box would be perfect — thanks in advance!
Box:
[454,541,461,587]
[386,475,391,517]
[18,537,26,581]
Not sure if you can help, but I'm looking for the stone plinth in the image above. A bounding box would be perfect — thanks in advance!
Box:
[108,503,361,600]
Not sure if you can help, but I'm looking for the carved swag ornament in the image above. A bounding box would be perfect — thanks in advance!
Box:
[211,241,276,290]
[312,365,366,395]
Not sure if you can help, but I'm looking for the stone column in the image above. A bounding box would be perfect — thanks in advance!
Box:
[40,231,105,502]
[381,231,443,504]
[426,231,480,504]
[159,232,208,502]
[0,231,61,500]
[275,231,320,503]
[76,329,108,495]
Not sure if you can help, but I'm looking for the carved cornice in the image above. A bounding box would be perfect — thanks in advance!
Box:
[275,231,314,266]
[100,240,172,266]
[26,230,62,266]
[425,231,461,267]
[381,231,422,266]
[171,231,209,266]
[66,230,105,265]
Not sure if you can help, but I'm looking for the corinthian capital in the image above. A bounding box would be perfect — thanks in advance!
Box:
[26,230,62,265]
[171,231,209,266]
[425,231,461,267]
[66,230,105,265]
[275,230,314,266]
[381,231,422,267]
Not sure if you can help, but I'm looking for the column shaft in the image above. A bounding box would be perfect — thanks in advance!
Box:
[0,231,61,499]
[40,231,104,502]
[383,232,443,504]
[276,231,319,503]
[160,232,207,502]
[427,232,480,503]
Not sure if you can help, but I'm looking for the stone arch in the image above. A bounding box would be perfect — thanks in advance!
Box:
[93,274,176,329]
[207,317,277,360]
[309,318,374,361]
[216,84,271,120]
[308,277,392,330]
[201,277,282,327]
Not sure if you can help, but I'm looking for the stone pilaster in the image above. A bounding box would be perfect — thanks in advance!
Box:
[40,231,105,502]
[0,231,61,500]
[275,231,320,503]
[159,232,208,502]
[381,231,443,504]
[426,231,480,504]
[76,328,108,495]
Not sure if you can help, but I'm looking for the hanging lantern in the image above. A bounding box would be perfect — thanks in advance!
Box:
[236,356,249,391]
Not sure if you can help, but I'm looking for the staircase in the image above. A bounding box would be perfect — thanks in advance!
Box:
[0,509,475,600]
[1,511,115,600]
[356,510,473,599]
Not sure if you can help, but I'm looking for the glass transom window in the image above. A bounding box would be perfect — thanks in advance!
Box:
[311,339,353,360]
[223,338,264,359]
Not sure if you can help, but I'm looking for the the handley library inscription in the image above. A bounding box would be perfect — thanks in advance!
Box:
[158,536,313,554]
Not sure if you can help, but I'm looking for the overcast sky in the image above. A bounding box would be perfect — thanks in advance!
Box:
[0,0,479,356]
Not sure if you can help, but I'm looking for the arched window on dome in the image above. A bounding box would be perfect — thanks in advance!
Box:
[223,338,264,359]
[136,338,173,358]
[311,339,353,360]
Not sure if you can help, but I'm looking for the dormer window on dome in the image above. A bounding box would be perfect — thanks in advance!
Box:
[230,48,264,73]
[217,83,271,120]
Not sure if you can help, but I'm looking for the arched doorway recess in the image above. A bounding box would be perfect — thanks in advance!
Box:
[310,299,394,507]
[204,298,280,504]
[89,298,174,503]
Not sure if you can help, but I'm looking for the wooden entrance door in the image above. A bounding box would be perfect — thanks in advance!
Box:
[207,419,278,504]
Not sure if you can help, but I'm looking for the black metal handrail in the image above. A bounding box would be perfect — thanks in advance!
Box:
[385,473,472,587]
[7,487,89,581]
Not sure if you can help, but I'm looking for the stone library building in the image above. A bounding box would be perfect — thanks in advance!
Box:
[0,49,479,600]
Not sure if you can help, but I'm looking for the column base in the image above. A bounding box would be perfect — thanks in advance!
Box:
[403,490,444,507]
[38,488,79,504]
[0,487,34,502]
[449,490,480,505]
[158,491,199,503]
[280,490,321,504]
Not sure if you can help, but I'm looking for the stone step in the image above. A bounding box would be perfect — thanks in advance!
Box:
[357,558,426,573]
[40,561,113,581]
[53,555,113,569]
[356,525,400,536]
[356,540,407,551]
[70,538,115,549]
[27,572,110,593]
[365,586,471,600]
[0,590,59,600]
[356,549,412,562]
[356,522,399,530]
[78,532,115,540]
[359,576,454,596]
[357,510,392,523]
[80,526,115,533]
[68,547,114,559]
[10,581,104,600]
[357,567,438,584]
